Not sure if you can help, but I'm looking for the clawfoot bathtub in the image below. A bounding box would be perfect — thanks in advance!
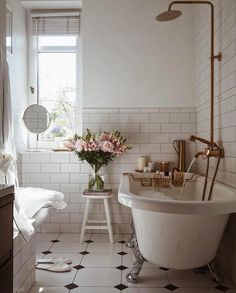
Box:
[118,173,236,282]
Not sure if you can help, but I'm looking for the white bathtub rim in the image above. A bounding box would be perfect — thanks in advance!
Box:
[118,175,236,215]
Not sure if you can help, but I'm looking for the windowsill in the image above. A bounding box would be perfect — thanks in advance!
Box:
[20,149,70,154]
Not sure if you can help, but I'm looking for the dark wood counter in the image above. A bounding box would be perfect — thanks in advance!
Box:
[0,185,14,293]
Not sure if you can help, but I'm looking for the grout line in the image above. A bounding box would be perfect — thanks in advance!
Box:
[33,232,236,291]
[71,233,92,286]
[121,233,124,287]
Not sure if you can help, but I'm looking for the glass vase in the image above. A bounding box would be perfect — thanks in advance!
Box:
[88,165,104,191]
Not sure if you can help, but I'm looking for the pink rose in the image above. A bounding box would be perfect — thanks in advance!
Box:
[64,141,76,150]
[101,141,114,153]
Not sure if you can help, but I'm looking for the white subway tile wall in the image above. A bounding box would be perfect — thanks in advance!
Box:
[195,0,236,282]
[20,107,196,235]
[13,233,36,293]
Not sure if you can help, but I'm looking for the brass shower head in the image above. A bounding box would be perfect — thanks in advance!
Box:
[156,9,182,22]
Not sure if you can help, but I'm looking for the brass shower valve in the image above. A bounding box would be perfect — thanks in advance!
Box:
[204,148,224,158]
[195,147,224,159]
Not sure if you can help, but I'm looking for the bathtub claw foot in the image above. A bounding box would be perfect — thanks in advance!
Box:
[126,219,135,248]
[126,239,134,248]
[208,263,224,284]
[212,273,224,284]
[126,272,138,283]
[126,219,145,283]
[126,255,144,283]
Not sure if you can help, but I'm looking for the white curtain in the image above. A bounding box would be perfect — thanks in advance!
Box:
[0,50,18,185]
[0,50,35,240]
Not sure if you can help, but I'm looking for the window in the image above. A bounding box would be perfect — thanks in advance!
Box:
[29,15,80,147]
[38,36,77,141]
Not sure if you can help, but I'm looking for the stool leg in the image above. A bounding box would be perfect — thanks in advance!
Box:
[80,199,90,244]
[104,198,113,244]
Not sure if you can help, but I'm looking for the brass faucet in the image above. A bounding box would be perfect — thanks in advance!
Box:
[190,135,224,159]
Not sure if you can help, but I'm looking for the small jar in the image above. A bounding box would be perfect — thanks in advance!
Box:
[159,161,169,173]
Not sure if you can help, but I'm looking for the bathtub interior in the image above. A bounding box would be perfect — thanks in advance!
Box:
[127,174,235,202]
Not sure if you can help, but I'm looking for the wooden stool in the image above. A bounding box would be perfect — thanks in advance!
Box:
[80,189,113,244]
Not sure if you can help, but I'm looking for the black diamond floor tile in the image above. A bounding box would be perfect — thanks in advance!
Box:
[118,240,126,244]
[215,285,229,292]
[116,265,128,271]
[84,240,94,243]
[50,239,60,243]
[80,251,90,255]
[165,284,178,291]
[117,251,127,256]
[159,267,170,271]
[41,250,52,255]
[114,284,128,290]
[73,265,85,270]
[64,283,78,290]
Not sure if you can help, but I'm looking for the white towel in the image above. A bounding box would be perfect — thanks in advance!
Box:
[15,187,67,218]
[13,187,67,241]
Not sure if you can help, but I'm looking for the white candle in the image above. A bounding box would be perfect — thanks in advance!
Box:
[138,156,147,171]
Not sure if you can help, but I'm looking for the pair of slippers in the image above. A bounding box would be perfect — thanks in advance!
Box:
[36,257,72,272]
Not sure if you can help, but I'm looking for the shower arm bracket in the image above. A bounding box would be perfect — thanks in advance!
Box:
[210,52,222,61]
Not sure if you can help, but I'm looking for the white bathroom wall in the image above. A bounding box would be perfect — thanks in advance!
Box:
[20,107,196,233]
[0,0,28,184]
[5,0,28,185]
[6,0,28,153]
[0,0,6,146]
[195,0,236,282]
[0,0,6,53]
[82,0,196,108]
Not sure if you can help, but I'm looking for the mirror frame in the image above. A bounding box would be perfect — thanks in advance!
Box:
[23,104,51,134]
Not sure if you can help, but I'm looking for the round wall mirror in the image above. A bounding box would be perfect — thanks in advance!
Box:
[23,104,50,134]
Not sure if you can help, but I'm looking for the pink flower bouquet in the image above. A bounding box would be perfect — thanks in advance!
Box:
[64,129,131,191]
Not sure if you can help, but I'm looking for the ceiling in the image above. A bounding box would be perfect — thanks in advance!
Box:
[21,0,82,10]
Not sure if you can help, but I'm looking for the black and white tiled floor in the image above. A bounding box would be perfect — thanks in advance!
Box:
[31,233,236,293]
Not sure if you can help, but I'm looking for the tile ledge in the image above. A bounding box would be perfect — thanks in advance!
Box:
[20,150,70,155]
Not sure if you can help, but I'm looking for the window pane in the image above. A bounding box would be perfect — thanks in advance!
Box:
[38,36,77,48]
[38,52,76,141]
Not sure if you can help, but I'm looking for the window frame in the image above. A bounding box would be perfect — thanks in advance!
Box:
[27,12,82,150]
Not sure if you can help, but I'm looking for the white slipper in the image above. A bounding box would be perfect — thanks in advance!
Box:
[36,263,71,272]
[37,257,72,265]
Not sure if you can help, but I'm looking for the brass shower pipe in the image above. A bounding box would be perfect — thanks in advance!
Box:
[167,1,222,145]
[156,1,224,201]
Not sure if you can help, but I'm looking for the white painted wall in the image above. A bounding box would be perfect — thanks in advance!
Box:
[0,0,6,146]
[7,0,28,152]
[82,0,196,108]
[0,0,6,53]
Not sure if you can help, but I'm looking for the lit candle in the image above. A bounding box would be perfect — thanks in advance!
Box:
[138,156,147,171]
